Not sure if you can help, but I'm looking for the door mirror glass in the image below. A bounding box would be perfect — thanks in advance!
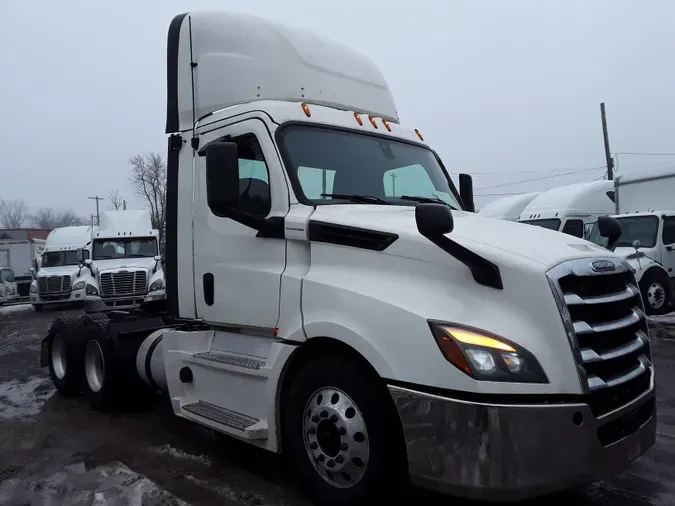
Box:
[205,142,240,215]
[458,173,475,212]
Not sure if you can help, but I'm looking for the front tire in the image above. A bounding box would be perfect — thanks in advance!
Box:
[639,269,672,315]
[283,355,406,506]
[47,317,86,397]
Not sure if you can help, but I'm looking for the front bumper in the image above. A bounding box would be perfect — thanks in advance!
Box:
[31,289,84,305]
[388,376,656,501]
[85,290,165,312]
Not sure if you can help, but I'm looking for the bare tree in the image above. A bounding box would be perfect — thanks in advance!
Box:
[108,189,125,210]
[30,208,86,229]
[128,152,167,247]
[0,200,29,229]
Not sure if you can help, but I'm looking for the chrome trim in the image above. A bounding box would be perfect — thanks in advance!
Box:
[563,284,639,306]
[580,331,647,364]
[573,308,644,335]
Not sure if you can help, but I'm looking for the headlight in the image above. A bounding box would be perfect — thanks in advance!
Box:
[73,281,85,291]
[86,284,99,296]
[429,322,548,383]
[149,279,164,291]
[30,285,37,293]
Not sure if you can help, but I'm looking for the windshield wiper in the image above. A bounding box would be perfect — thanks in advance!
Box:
[320,193,390,205]
[400,195,455,209]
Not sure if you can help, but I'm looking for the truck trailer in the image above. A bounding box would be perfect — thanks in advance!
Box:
[40,11,656,505]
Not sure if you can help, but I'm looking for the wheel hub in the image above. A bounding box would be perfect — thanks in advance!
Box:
[303,388,369,489]
[648,282,665,309]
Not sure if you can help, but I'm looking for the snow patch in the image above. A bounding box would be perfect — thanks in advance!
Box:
[0,303,33,315]
[149,444,212,465]
[0,376,55,420]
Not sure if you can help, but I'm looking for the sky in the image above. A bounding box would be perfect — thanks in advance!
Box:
[2,0,675,218]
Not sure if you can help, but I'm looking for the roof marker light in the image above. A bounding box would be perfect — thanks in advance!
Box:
[301,103,311,117]
[368,115,378,129]
[415,128,424,141]
[354,112,363,126]
[382,119,392,132]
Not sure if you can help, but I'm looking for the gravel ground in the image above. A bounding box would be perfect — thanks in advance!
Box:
[1,304,675,505]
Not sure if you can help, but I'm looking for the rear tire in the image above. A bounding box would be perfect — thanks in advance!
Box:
[47,317,87,397]
[639,269,672,316]
[283,354,407,506]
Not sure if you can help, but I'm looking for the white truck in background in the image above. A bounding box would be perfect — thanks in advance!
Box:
[29,225,95,311]
[79,210,165,312]
[0,266,19,305]
[518,180,615,238]
[0,236,45,299]
[40,11,655,506]
[588,169,675,315]
[478,191,541,221]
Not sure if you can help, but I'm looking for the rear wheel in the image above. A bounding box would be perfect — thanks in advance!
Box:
[47,317,86,397]
[639,269,672,315]
[283,354,407,506]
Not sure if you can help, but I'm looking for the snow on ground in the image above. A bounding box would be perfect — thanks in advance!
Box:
[0,376,55,420]
[0,303,33,315]
[149,444,212,465]
[649,311,675,326]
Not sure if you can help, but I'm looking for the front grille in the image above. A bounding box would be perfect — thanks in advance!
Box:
[99,271,147,298]
[548,258,652,418]
[38,275,71,294]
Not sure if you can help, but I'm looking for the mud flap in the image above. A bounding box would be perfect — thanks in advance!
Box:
[40,335,50,367]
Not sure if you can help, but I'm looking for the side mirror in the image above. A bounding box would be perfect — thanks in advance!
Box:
[76,248,84,264]
[84,259,93,266]
[154,255,162,262]
[597,216,622,252]
[458,173,475,213]
[205,142,240,215]
[29,267,36,279]
[415,203,454,236]
[632,240,641,250]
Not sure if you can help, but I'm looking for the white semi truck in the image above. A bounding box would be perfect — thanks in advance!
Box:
[80,210,165,312]
[518,180,616,238]
[40,11,656,506]
[0,235,45,298]
[478,191,542,221]
[28,225,95,311]
[0,266,18,305]
[588,169,675,315]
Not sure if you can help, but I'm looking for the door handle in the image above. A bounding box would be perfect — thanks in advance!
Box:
[203,273,214,306]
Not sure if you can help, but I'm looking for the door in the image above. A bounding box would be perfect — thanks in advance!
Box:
[193,117,289,329]
[662,215,675,279]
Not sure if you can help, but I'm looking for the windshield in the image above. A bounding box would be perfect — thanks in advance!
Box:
[519,218,561,231]
[93,237,158,260]
[614,215,660,248]
[41,250,82,267]
[0,269,14,283]
[277,125,462,209]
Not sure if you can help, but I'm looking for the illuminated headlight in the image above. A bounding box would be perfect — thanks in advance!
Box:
[86,284,99,296]
[429,322,548,383]
[73,281,85,291]
[30,285,37,294]
[149,279,164,292]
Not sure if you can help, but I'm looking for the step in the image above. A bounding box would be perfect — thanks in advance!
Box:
[182,400,268,440]
[192,351,266,370]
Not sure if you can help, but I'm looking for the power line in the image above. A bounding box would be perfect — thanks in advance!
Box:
[475,166,606,190]
[614,152,675,156]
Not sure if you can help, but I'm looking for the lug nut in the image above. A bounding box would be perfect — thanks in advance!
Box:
[308,427,316,435]
[327,459,335,468]
[338,427,346,435]
[320,410,328,418]
[312,415,319,423]
[317,454,325,462]
[329,414,338,422]
[335,455,344,464]
[340,443,348,451]
[310,442,318,450]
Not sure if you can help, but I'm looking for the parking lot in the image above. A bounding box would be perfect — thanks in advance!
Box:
[1,304,675,506]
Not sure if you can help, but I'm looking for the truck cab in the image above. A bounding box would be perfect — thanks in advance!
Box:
[518,180,615,238]
[0,267,18,305]
[29,226,94,311]
[81,210,165,312]
[478,191,541,221]
[589,210,675,314]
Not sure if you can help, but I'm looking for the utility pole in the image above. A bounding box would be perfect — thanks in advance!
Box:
[123,200,127,210]
[600,102,614,180]
[88,196,103,226]
[390,173,398,196]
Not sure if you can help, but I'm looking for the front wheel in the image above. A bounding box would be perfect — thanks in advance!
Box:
[283,355,407,506]
[639,269,672,316]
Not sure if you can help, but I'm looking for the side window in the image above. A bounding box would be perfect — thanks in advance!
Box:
[383,164,436,197]
[663,217,675,245]
[235,134,271,216]
[562,219,584,238]
[297,166,336,199]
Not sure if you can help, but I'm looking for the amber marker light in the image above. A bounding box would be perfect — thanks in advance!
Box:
[301,103,311,117]
[368,115,378,128]
[354,112,363,125]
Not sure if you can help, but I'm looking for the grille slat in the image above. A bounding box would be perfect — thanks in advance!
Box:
[38,275,71,294]
[548,258,652,417]
[99,271,147,298]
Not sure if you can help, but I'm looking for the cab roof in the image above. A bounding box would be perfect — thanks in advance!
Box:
[519,181,615,221]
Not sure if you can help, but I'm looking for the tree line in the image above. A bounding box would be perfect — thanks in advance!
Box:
[0,152,167,244]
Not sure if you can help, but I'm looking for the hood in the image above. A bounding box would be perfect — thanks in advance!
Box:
[38,265,81,277]
[309,205,612,268]
[92,257,157,273]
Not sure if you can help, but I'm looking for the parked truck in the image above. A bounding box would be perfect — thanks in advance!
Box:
[588,169,675,315]
[0,235,45,298]
[0,266,18,306]
[40,11,656,506]
[28,225,95,311]
[79,210,165,312]
[478,191,541,221]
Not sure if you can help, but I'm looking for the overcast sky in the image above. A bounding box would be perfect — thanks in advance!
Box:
[2,0,674,217]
